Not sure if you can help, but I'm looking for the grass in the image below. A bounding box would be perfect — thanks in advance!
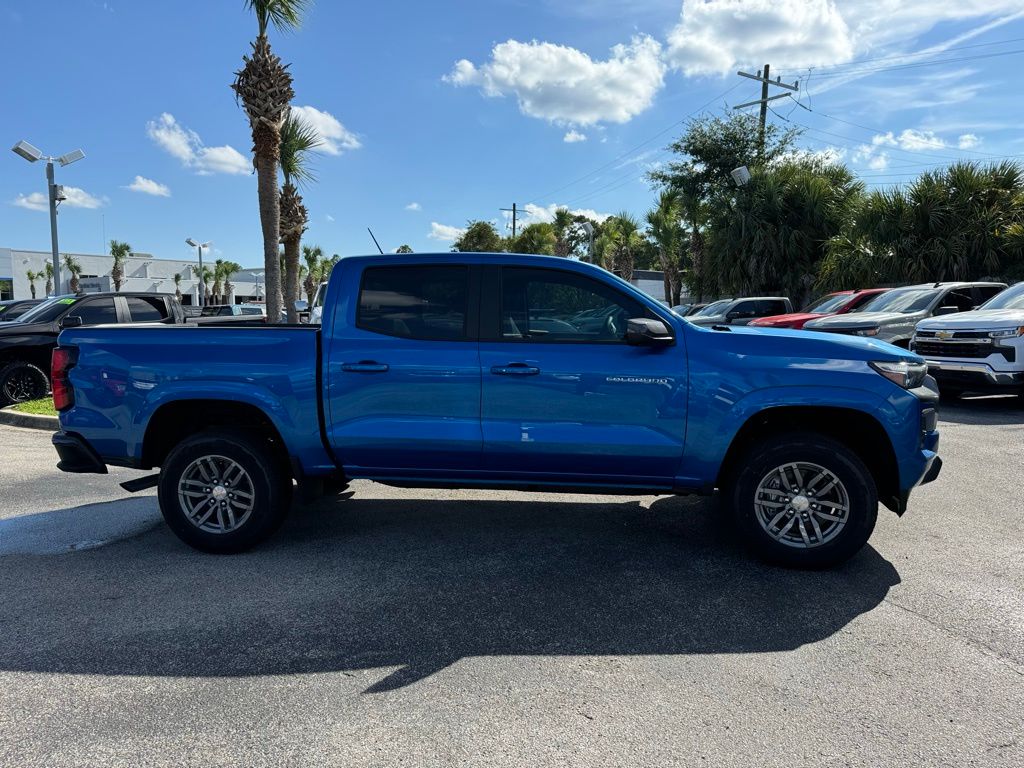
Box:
[10,397,57,416]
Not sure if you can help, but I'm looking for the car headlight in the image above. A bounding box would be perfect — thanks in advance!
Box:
[870,360,929,389]
[988,327,1024,339]
[855,328,880,337]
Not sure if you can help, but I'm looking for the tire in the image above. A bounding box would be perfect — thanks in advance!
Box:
[729,432,878,569]
[0,361,49,406]
[158,430,292,553]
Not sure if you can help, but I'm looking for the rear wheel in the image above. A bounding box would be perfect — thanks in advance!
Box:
[158,430,292,553]
[730,432,877,569]
[0,361,49,406]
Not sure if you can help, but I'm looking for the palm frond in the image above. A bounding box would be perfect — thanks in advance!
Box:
[280,111,322,185]
[246,0,310,37]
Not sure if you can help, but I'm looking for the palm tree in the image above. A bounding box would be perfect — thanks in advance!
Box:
[220,261,243,304]
[600,214,645,281]
[212,259,226,304]
[552,208,575,257]
[109,240,131,292]
[62,254,82,294]
[279,111,322,322]
[302,244,324,302]
[173,273,183,303]
[200,266,214,303]
[232,0,307,324]
[44,263,54,296]
[25,270,40,299]
[646,191,684,304]
[395,244,414,254]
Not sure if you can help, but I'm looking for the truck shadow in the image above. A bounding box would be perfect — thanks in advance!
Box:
[937,395,1024,426]
[0,493,900,692]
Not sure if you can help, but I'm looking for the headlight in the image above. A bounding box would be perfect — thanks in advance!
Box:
[988,327,1024,339]
[855,328,880,337]
[870,360,929,389]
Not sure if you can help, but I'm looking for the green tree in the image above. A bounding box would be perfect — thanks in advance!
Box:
[302,244,324,301]
[395,244,414,254]
[279,110,322,320]
[43,263,54,296]
[646,190,685,304]
[452,221,505,252]
[173,272,183,303]
[62,254,82,294]
[25,270,40,299]
[109,240,131,292]
[597,214,645,281]
[511,222,557,255]
[232,0,308,324]
[219,261,243,303]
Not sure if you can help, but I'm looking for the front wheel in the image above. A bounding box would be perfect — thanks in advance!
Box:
[0,361,49,406]
[158,430,292,553]
[730,433,878,569]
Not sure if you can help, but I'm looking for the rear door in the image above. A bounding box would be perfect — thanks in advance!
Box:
[478,265,687,486]
[324,262,482,474]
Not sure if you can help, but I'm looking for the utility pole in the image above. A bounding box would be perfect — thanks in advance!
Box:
[734,65,799,155]
[500,203,519,240]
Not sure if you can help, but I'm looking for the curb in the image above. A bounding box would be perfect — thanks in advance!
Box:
[0,407,59,431]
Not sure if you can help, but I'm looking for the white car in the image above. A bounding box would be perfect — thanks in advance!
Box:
[912,282,1024,398]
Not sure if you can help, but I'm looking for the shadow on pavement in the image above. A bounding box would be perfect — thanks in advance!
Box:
[0,493,900,692]
[937,395,1024,426]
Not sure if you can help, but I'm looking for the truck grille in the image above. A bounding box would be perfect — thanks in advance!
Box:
[912,340,1015,361]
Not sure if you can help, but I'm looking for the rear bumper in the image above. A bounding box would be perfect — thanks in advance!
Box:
[926,360,1024,391]
[52,431,107,474]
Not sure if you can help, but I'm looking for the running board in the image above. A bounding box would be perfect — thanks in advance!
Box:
[120,474,160,493]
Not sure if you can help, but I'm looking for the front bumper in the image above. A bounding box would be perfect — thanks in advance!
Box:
[52,431,107,474]
[925,360,1024,391]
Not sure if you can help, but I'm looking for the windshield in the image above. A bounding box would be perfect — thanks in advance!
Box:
[694,300,730,317]
[858,288,938,314]
[802,293,851,313]
[10,296,80,324]
[980,283,1024,310]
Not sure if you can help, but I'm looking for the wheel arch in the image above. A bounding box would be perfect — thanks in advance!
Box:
[716,405,901,513]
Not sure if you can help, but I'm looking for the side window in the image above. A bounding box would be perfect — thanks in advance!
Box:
[500,267,644,343]
[849,292,878,310]
[69,298,118,325]
[357,265,468,341]
[125,297,168,323]
[758,300,787,316]
[974,286,1003,305]
[943,289,975,312]
[730,300,758,318]
[241,307,263,316]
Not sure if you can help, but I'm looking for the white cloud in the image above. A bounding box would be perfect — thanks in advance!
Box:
[870,129,946,151]
[519,203,612,224]
[290,105,361,155]
[428,222,466,242]
[146,113,250,176]
[126,175,170,197]
[445,35,666,126]
[13,186,104,211]
[958,133,980,149]
[563,130,587,143]
[867,153,890,170]
[405,202,422,211]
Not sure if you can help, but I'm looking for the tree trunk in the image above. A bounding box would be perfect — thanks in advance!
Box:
[283,235,301,323]
[256,152,283,323]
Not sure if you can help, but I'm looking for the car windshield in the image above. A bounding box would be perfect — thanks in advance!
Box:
[802,293,850,313]
[979,283,1024,310]
[858,288,938,314]
[10,296,80,324]
[694,300,730,317]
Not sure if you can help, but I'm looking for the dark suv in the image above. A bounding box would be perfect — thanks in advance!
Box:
[0,292,183,405]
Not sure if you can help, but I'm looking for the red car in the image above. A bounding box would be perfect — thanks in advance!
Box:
[749,289,889,329]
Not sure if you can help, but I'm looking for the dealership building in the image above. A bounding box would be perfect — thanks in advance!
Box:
[0,246,270,304]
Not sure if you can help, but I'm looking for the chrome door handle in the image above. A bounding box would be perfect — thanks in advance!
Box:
[340,361,389,373]
[491,363,540,376]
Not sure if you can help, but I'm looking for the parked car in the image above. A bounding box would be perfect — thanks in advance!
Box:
[0,299,43,323]
[749,289,888,330]
[51,254,941,568]
[686,297,794,326]
[671,303,709,317]
[804,282,1007,347]
[0,292,182,405]
[911,281,1024,398]
[200,304,267,317]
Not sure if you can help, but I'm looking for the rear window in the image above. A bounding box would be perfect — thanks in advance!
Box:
[125,297,168,322]
[357,265,469,341]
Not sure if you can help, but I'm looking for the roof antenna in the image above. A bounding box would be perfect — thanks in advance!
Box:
[367,227,385,255]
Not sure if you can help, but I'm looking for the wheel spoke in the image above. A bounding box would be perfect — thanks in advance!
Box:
[775,516,796,540]
[193,500,217,527]
[797,517,812,547]
[756,499,789,509]
[767,509,789,530]
[789,463,804,488]
[777,467,795,492]
[808,514,825,542]
[813,509,844,523]
[814,499,848,512]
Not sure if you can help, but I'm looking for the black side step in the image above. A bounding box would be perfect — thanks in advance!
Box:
[120,474,160,493]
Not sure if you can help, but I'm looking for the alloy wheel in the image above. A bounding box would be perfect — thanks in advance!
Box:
[177,454,256,534]
[753,461,850,549]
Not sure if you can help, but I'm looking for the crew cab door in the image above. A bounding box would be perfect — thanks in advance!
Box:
[324,262,482,473]
[478,265,687,486]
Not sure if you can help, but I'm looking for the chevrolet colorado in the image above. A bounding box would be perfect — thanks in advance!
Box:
[50,254,942,567]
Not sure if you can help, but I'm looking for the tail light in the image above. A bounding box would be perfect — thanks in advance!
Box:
[51,346,79,411]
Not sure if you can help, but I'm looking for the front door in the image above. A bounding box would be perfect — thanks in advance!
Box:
[325,262,482,474]
[479,265,687,487]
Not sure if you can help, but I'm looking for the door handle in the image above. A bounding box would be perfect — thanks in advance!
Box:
[340,361,389,373]
[491,363,540,376]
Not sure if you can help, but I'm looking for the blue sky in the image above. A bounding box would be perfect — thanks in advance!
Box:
[3,0,1024,269]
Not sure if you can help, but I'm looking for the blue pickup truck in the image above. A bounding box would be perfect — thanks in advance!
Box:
[50,254,941,567]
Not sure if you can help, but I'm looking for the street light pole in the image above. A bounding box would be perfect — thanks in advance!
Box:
[186,239,211,307]
[11,140,85,296]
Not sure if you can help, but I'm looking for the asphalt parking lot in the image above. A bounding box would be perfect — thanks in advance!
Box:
[0,397,1022,767]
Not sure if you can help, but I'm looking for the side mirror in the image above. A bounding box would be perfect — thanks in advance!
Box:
[60,315,83,329]
[934,305,960,316]
[294,300,309,312]
[625,318,673,347]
